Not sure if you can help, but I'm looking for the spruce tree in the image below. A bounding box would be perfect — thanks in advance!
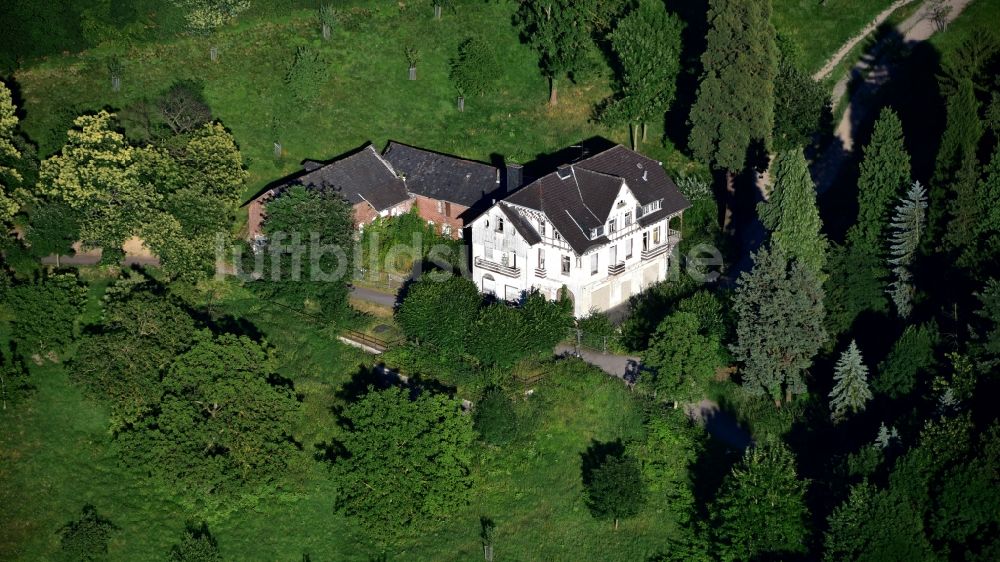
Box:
[960,144,1000,268]
[887,182,927,319]
[758,148,828,275]
[848,108,911,255]
[829,340,872,421]
[731,246,828,406]
[688,0,778,174]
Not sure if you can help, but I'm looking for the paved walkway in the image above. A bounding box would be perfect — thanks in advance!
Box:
[348,285,398,308]
[554,343,642,383]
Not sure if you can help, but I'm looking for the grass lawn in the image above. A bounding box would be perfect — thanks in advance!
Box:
[772,0,899,72]
[12,2,646,203]
[9,0,900,208]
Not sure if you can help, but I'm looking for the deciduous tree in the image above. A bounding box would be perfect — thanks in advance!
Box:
[397,273,481,354]
[515,0,595,105]
[584,453,646,530]
[335,386,474,534]
[713,442,808,561]
[169,523,222,562]
[59,505,117,562]
[643,311,724,406]
[0,82,24,222]
[600,0,684,147]
[6,272,87,360]
[116,332,300,516]
[38,111,157,255]
[449,37,500,104]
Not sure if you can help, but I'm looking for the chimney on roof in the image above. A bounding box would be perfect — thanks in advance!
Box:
[556,164,572,180]
[504,163,524,194]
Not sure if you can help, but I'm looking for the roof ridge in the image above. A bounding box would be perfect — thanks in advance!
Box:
[570,166,602,223]
[367,144,400,177]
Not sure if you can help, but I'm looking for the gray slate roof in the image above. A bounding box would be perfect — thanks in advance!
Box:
[382,141,501,208]
[282,145,411,212]
[503,145,690,254]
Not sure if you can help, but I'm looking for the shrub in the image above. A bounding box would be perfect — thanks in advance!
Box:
[474,387,519,446]
[284,46,327,103]
[450,37,500,98]
[58,505,116,561]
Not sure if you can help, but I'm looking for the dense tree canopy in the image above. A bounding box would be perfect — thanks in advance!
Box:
[688,0,778,172]
[713,442,809,561]
[117,331,301,515]
[601,0,684,146]
[731,247,828,405]
[334,386,474,534]
[397,273,481,353]
[0,82,24,222]
[642,311,724,405]
[585,453,646,530]
[758,148,828,274]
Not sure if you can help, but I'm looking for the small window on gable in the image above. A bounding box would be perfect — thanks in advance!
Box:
[496,217,504,232]
[540,220,547,237]
[561,255,570,275]
[436,200,444,214]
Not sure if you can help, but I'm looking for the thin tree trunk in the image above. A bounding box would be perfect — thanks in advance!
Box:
[322,24,330,40]
[434,4,442,19]
[785,388,793,405]
[409,66,417,80]
[642,122,648,142]
[630,123,638,150]
[614,518,619,530]
[722,170,736,232]
[457,96,465,112]
[549,77,558,106]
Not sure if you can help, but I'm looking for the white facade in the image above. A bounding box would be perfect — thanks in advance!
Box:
[470,190,682,317]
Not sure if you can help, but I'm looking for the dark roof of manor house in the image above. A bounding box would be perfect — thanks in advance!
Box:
[502,145,690,255]
[270,144,411,212]
[381,141,503,208]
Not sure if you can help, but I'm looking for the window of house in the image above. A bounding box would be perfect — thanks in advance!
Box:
[442,224,452,236]
[642,231,649,252]
[496,217,504,232]
[591,225,605,239]
[576,256,582,269]
[624,212,632,226]
[538,248,545,269]
[610,245,617,265]
[436,200,444,214]
[562,255,570,275]
[444,202,451,217]
[608,219,617,234]
[653,226,661,245]
[554,230,562,241]
[626,238,633,259]
[590,253,599,275]
[540,221,547,237]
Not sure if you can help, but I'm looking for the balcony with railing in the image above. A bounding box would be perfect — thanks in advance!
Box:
[641,229,681,260]
[475,256,521,278]
[535,267,547,279]
[608,262,625,276]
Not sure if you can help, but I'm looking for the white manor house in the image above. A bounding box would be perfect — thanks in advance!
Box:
[470,145,690,317]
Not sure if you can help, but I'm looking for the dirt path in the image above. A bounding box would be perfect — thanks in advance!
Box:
[813,0,972,194]
[812,0,917,82]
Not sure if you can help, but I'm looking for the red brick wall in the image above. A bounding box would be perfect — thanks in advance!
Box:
[412,195,468,239]
[353,198,416,229]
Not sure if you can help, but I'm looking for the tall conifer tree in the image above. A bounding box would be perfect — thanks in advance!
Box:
[688,0,778,175]
[731,247,828,406]
[848,108,911,255]
[758,148,828,275]
[829,340,872,421]
[887,182,928,318]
